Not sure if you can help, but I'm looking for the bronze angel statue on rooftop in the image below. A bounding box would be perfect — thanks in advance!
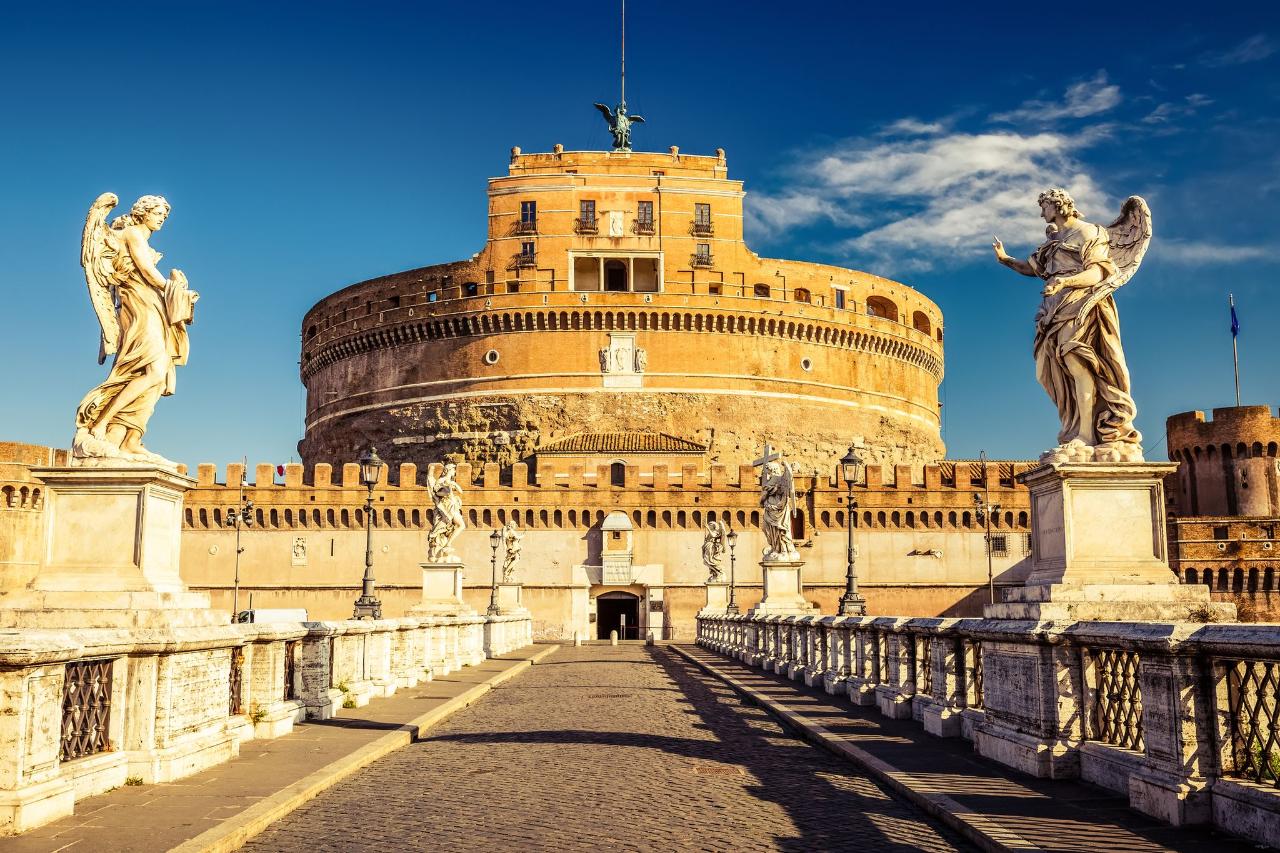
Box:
[73,193,198,468]
[593,101,644,151]
[993,189,1152,464]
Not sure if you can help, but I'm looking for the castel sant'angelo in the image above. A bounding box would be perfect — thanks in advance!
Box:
[298,144,945,473]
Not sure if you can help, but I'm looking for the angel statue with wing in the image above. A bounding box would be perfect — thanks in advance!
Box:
[593,101,644,151]
[993,189,1152,464]
[73,193,198,468]
[701,518,725,582]
[759,457,800,561]
[426,461,466,562]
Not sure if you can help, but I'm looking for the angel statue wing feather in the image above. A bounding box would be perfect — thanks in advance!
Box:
[629,114,645,124]
[1104,196,1153,288]
[592,102,615,123]
[81,192,122,365]
[1075,196,1153,320]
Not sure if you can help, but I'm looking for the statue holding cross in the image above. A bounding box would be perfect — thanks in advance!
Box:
[753,442,799,561]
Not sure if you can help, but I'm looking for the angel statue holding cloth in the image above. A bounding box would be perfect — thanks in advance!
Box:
[73,193,198,469]
[993,189,1152,464]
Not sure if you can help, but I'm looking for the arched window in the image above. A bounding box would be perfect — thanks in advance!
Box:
[912,311,931,334]
[866,296,899,322]
[610,461,626,487]
[793,287,811,303]
[553,509,563,527]
[568,509,577,526]
[753,283,771,298]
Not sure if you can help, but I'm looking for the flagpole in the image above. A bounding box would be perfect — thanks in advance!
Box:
[1230,293,1241,407]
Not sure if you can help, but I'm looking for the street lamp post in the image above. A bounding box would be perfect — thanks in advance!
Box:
[352,447,386,620]
[973,450,1001,606]
[725,527,740,614]
[225,476,253,624]
[837,443,867,616]
[487,529,502,616]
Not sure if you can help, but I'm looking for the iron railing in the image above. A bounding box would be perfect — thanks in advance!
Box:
[61,659,112,761]
[514,220,537,236]
[574,217,598,235]
[918,635,933,695]
[691,221,714,237]
[284,640,299,701]
[633,218,655,235]
[690,253,714,268]
[959,638,984,709]
[1222,657,1280,787]
[514,252,537,269]
[229,646,245,715]
[1088,647,1144,751]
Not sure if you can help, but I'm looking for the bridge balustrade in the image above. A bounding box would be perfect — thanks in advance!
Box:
[697,613,1280,849]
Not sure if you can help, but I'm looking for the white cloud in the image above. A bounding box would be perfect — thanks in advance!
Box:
[1157,240,1270,264]
[1142,94,1213,125]
[1201,34,1276,67]
[991,71,1121,123]
[746,129,1113,272]
[879,118,947,136]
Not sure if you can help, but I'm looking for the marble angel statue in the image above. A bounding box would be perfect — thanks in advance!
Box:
[73,193,199,468]
[993,189,1152,464]
[501,519,523,583]
[759,457,799,560]
[426,461,466,561]
[701,518,726,582]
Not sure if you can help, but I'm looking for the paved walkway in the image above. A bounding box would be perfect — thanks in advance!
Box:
[0,646,556,853]
[244,644,974,853]
[676,645,1259,853]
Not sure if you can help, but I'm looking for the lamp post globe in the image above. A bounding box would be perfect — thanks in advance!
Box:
[837,443,867,617]
[353,446,386,620]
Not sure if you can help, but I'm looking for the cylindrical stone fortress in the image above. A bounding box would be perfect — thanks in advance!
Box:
[299,148,945,472]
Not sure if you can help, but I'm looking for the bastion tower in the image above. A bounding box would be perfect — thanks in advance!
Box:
[299,146,945,472]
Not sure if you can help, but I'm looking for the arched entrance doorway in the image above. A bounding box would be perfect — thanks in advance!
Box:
[596,591,639,640]
[604,259,628,292]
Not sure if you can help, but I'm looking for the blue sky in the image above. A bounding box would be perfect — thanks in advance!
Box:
[2,1,1277,470]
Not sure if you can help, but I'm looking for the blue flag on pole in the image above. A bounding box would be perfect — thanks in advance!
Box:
[1231,303,1240,337]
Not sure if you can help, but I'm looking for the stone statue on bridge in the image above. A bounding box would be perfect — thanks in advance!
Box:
[702,518,725,582]
[993,189,1152,464]
[754,443,799,561]
[426,461,466,562]
[73,193,199,469]
[501,519,523,583]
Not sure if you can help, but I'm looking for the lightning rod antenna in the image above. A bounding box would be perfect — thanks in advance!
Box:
[620,0,626,106]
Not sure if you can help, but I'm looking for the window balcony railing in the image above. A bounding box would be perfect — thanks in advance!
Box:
[514,252,537,269]
[514,220,538,236]
[691,220,714,237]
[574,217,598,235]
[691,253,715,268]
[633,219,656,236]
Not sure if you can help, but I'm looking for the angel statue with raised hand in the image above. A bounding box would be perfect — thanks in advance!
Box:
[501,519,523,583]
[993,189,1152,464]
[425,461,466,562]
[74,193,199,468]
[593,101,644,151]
[701,518,725,582]
[759,455,799,561]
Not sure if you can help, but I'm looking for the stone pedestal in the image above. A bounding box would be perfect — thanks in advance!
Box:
[407,560,475,617]
[700,581,730,615]
[984,462,1235,622]
[748,558,818,617]
[494,582,527,615]
[0,467,223,629]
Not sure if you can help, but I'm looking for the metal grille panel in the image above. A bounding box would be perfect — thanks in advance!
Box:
[919,636,933,696]
[284,640,298,701]
[61,659,112,762]
[1223,658,1280,787]
[1089,648,1144,751]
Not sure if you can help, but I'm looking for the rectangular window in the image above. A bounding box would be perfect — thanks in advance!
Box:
[521,241,535,257]
[989,535,1008,558]
[579,200,596,221]
[507,282,521,293]
[834,290,846,310]
[652,170,664,176]
[520,201,536,224]
[696,243,711,259]
[708,284,722,295]
[485,270,495,284]
[1213,525,1230,540]
[637,200,653,224]
[694,203,711,225]
[427,291,439,303]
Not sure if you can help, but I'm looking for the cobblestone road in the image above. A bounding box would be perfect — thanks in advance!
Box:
[244,645,974,852]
